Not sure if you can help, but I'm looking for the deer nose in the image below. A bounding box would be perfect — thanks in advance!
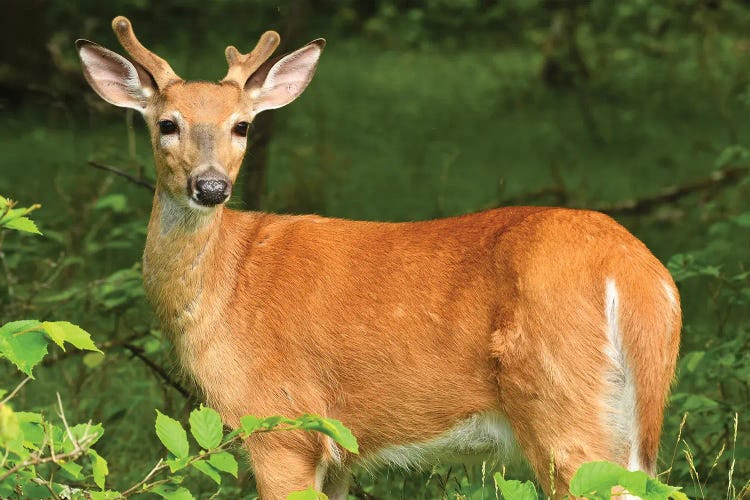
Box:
[191,170,231,206]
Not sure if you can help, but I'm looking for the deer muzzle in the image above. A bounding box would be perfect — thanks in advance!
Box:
[190,168,231,207]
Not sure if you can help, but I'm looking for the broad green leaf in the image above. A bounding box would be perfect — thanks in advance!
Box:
[0,388,6,399]
[155,410,190,458]
[189,405,223,450]
[166,456,191,472]
[287,487,329,500]
[570,461,625,498]
[239,415,263,435]
[493,473,538,500]
[0,404,21,449]
[0,320,48,376]
[89,449,109,489]
[152,484,195,500]
[3,217,42,234]
[16,411,44,450]
[58,460,83,479]
[42,321,101,353]
[297,415,359,454]
[209,451,238,478]
[3,216,41,234]
[616,470,650,497]
[0,476,15,498]
[22,480,61,499]
[638,474,686,500]
[192,460,221,484]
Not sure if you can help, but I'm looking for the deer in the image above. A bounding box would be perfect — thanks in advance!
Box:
[76,16,681,500]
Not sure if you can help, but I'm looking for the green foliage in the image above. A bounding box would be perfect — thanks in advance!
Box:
[286,487,329,499]
[494,473,538,499]
[155,410,190,459]
[569,462,687,500]
[237,414,359,454]
[0,196,41,235]
[188,405,222,450]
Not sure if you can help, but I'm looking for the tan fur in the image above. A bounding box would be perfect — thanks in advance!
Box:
[78,18,681,499]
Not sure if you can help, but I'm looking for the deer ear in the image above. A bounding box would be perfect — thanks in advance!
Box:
[245,39,325,115]
[76,39,156,111]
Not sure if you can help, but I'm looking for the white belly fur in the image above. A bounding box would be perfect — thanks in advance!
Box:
[361,412,521,472]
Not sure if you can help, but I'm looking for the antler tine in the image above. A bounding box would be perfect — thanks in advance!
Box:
[222,30,281,86]
[112,16,181,88]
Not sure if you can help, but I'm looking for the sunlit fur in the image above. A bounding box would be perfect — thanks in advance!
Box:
[78,20,682,499]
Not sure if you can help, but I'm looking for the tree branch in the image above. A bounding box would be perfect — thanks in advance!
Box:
[87,161,155,192]
[123,343,195,401]
[595,165,748,215]
[498,165,749,215]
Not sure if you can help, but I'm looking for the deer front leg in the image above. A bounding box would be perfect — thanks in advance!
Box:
[248,433,324,500]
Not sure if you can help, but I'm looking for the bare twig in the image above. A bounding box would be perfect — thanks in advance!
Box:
[120,458,164,497]
[87,161,155,192]
[41,331,146,367]
[497,165,749,215]
[0,376,32,405]
[123,343,195,401]
[0,433,97,482]
[595,165,749,215]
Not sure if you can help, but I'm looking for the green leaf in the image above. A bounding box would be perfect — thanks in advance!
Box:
[0,404,22,452]
[297,415,359,454]
[189,405,223,450]
[618,470,649,496]
[287,487,329,500]
[41,321,101,353]
[89,449,109,489]
[192,460,222,485]
[16,411,45,450]
[239,414,263,435]
[493,473,538,500]
[166,455,191,472]
[209,451,238,478]
[0,320,48,376]
[2,216,41,234]
[570,461,625,498]
[58,460,84,479]
[152,484,195,500]
[155,410,190,458]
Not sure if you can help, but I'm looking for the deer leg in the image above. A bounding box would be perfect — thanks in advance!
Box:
[322,465,351,500]
[248,434,323,500]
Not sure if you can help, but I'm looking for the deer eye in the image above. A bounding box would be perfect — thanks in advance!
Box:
[158,120,178,135]
[233,121,250,137]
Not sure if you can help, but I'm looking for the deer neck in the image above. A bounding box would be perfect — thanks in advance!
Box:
[142,190,226,337]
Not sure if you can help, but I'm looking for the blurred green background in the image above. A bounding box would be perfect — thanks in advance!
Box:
[1,0,750,498]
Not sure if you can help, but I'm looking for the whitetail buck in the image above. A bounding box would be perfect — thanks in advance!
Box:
[77,16,681,499]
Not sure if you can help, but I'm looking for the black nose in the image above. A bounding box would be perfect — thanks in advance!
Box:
[194,176,230,206]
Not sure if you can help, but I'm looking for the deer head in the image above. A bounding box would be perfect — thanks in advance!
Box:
[77,16,324,210]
